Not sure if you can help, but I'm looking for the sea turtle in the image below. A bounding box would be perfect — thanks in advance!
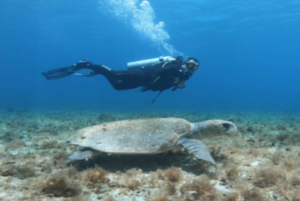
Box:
[67,118,237,165]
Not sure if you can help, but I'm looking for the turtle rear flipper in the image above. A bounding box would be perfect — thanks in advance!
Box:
[176,137,215,165]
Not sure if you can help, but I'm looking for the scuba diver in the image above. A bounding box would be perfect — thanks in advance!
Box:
[42,56,200,102]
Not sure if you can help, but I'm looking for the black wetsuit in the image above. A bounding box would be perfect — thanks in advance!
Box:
[42,58,194,92]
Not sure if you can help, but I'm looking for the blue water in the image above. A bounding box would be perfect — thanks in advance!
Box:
[1,0,300,113]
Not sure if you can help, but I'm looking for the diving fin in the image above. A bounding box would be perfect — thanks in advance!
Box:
[42,66,79,80]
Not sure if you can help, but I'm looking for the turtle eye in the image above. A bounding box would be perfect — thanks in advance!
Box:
[222,123,232,130]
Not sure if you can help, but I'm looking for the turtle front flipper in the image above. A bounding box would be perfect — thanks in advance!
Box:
[67,149,95,162]
[176,137,215,165]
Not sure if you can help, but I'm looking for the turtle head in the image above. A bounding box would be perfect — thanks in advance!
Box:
[219,121,238,135]
[191,120,238,138]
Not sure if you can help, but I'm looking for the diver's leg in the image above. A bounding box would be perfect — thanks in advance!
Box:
[42,60,145,91]
[102,70,145,90]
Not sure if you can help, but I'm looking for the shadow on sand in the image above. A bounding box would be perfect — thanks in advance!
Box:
[68,152,214,175]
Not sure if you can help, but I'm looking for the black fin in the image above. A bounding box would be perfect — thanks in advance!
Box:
[42,66,78,80]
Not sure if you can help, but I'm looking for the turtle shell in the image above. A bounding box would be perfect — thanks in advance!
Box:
[69,118,191,154]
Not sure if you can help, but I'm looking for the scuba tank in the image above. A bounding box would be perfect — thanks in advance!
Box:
[127,56,175,69]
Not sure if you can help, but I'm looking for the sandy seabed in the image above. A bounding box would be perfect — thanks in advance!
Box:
[0,109,300,201]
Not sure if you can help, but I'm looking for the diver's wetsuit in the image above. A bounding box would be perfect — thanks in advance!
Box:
[42,58,194,92]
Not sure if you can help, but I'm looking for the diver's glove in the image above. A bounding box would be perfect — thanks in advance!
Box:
[172,81,185,91]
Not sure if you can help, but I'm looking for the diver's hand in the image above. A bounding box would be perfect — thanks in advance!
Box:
[172,85,185,91]
[172,86,178,91]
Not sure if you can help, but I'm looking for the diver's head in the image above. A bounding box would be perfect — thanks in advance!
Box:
[185,57,199,71]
